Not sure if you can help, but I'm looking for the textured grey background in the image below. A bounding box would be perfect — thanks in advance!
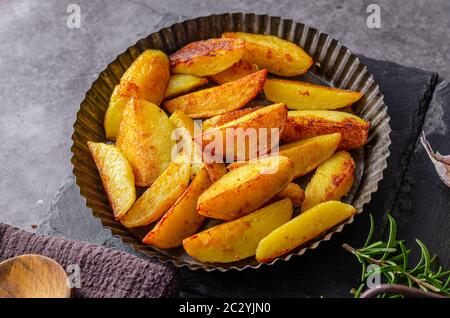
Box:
[0,0,449,230]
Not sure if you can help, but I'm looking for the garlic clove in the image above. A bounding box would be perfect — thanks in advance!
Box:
[420,131,450,188]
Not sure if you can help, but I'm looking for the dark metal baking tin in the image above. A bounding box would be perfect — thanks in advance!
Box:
[71,13,391,271]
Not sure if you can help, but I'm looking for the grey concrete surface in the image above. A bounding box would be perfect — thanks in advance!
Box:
[0,0,449,230]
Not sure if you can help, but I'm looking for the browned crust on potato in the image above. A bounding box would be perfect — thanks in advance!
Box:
[88,143,120,218]
[326,157,355,200]
[281,116,370,150]
[209,60,259,84]
[257,246,297,264]
[197,103,287,160]
[164,69,267,118]
[87,142,135,220]
[203,106,264,130]
[170,38,244,67]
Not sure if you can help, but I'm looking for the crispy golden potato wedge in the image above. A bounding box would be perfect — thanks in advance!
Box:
[104,50,170,140]
[302,151,355,211]
[273,183,304,207]
[87,142,135,220]
[228,133,342,179]
[164,69,267,118]
[116,97,175,186]
[170,38,245,76]
[202,106,263,131]
[169,110,204,180]
[120,50,170,104]
[209,60,259,84]
[281,110,370,150]
[197,156,295,221]
[104,85,131,140]
[222,32,313,76]
[164,74,209,99]
[197,103,287,161]
[121,161,190,228]
[142,168,211,248]
[183,198,293,263]
[256,201,356,263]
[279,133,342,178]
[264,79,363,110]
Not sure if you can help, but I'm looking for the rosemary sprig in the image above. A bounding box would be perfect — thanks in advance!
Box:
[343,214,450,298]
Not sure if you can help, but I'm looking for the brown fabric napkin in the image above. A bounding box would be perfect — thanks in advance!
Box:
[0,223,179,298]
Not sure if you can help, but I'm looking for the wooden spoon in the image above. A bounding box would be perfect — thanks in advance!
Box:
[0,254,71,298]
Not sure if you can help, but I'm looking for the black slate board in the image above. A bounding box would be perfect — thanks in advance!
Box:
[393,82,450,268]
[38,56,446,298]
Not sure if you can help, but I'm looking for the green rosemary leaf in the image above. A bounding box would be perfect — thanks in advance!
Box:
[416,239,431,274]
[355,253,364,265]
[384,260,398,267]
[360,261,367,282]
[443,275,450,289]
[360,241,384,250]
[383,271,396,283]
[406,275,414,288]
[399,241,409,270]
[410,245,426,274]
[359,247,397,256]
[381,214,397,261]
[429,255,438,270]
[364,214,375,248]
[389,252,408,263]
[431,266,443,279]
[354,283,365,298]
[419,284,428,292]
[437,269,450,278]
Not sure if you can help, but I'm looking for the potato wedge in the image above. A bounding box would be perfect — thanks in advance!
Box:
[120,49,170,104]
[121,161,190,228]
[183,198,293,263]
[273,183,304,207]
[197,156,295,221]
[104,85,131,140]
[281,110,370,150]
[142,168,211,248]
[170,38,244,76]
[196,103,287,161]
[116,97,175,186]
[228,133,341,179]
[222,32,313,76]
[104,50,170,140]
[302,151,355,211]
[169,111,204,180]
[164,74,209,99]
[264,79,363,110]
[256,201,356,263]
[164,70,267,118]
[209,60,259,84]
[87,142,135,220]
[279,133,342,178]
[202,106,263,131]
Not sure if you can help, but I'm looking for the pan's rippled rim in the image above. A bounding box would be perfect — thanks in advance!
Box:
[71,13,391,271]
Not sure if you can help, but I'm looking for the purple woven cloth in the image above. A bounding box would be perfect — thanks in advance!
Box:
[0,223,179,298]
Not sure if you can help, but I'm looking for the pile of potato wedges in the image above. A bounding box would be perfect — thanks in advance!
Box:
[88,32,370,264]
